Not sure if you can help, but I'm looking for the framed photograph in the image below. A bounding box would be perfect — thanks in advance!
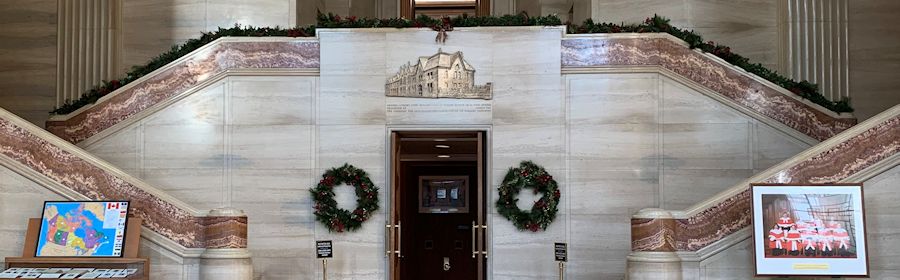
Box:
[751,184,869,277]
[419,176,469,214]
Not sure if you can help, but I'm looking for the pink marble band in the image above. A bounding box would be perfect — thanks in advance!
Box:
[46,40,320,143]
[632,115,900,252]
[0,117,247,249]
[562,37,856,141]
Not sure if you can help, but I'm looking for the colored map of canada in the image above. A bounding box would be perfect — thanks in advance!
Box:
[37,203,112,257]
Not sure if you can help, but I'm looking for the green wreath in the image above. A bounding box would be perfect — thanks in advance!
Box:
[310,164,380,232]
[496,161,561,232]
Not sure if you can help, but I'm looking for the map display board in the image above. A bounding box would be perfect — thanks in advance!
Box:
[35,201,130,257]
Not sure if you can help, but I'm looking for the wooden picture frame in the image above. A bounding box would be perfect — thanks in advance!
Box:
[418,176,469,214]
[751,184,869,277]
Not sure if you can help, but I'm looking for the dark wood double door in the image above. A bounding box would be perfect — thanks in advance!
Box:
[387,131,487,280]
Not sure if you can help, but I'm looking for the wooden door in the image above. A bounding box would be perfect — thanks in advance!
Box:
[475,131,486,280]
[388,132,402,280]
[390,131,487,280]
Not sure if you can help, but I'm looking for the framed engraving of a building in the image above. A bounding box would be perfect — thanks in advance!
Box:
[751,184,869,277]
[386,49,492,99]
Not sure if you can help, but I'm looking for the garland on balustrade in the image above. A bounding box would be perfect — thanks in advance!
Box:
[50,13,851,115]
[567,15,853,113]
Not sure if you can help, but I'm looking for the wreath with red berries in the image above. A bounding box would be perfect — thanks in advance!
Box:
[496,161,560,232]
[310,164,380,232]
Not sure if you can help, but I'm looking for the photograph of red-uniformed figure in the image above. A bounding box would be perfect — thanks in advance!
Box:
[752,184,868,277]
[761,194,856,259]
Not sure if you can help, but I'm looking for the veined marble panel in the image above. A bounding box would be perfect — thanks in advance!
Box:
[660,77,749,124]
[562,37,856,141]
[492,74,563,125]
[139,239,200,280]
[753,123,810,170]
[0,0,56,126]
[661,123,751,170]
[0,165,64,259]
[491,28,561,75]
[491,213,567,280]
[204,0,293,32]
[47,39,319,143]
[661,169,753,210]
[632,115,899,253]
[318,74,386,125]
[83,126,140,171]
[230,125,314,170]
[142,124,225,169]
[568,73,659,125]
[568,169,658,215]
[0,115,246,249]
[313,219,386,280]
[492,124,566,170]
[316,125,386,169]
[320,32,386,76]
[568,214,632,280]
[141,168,225,210]
[569,124,658,170]
[230,76,315,126]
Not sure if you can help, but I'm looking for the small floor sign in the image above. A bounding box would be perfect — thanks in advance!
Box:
[554,242,567,262]
[317,240,333,258]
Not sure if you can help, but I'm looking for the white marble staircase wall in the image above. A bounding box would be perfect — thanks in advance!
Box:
[684,163,900,279]
[81,75,320,280]
[563,72,812,279]
[0,164,197,280]
[79,28,811,279]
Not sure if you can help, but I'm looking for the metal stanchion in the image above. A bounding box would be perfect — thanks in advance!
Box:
[558,261,564,280]
[322,259,327,280]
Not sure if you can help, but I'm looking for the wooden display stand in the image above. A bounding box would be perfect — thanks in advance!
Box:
[2,218,149,279]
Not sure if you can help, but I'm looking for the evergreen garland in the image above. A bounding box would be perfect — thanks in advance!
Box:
[568,15,852,113]
[50,13,852,115]
[310,164,380,232]
[496,161,561,232]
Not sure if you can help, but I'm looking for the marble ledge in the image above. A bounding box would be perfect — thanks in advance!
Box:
[0,116,248,249]
[631,115,899,252]
[46,39,320,143]
[561,37,855,141]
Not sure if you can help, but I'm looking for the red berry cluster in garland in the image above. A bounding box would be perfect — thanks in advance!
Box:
[310,164,380,233]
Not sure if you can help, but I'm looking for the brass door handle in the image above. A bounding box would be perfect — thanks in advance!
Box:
[443,257,451,271]
[471,221,477,258]
[473,223,487,259]
[385,223,393,257]
[395,221,403,258]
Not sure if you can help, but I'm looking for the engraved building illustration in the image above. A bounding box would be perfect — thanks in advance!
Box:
[386,49,492,99]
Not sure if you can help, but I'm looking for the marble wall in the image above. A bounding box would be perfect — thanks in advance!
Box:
[849,0,900,121]
[120,0,295,76]
[0,164,197,280]
[83,74,320,279]
[689,163,900,279]
[515,0,780,70]
[0,0,57,126]
[565,73,810,279]
[76,28,812,279]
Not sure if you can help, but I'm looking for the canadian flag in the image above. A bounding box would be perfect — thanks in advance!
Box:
[107,202,120,210]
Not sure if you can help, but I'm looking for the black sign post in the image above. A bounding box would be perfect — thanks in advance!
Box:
[555,242,567,280]
[316,241,333,280]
